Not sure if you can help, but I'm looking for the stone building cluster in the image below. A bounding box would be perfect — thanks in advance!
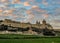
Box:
[0,19,56,36]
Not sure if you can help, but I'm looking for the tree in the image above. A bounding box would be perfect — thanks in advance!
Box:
[43,27,55,36]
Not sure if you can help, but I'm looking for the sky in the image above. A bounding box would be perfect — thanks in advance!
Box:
[0,0,60,29]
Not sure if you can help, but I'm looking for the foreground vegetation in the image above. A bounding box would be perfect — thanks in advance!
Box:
[0,39,60,43]
[0,34,59,39]
[0,34,60,43]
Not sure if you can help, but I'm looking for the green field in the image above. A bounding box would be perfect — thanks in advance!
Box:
[0,34,60,43]
[0,39,60,43]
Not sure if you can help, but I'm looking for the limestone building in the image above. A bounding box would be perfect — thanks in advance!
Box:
[0,19,55,35]
[0,19,53,30]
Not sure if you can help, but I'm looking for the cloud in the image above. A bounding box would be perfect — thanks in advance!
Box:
[3,13,18,20]
[0,0,10,5]
[0,14,3,16]
[0,4,6,8]
[54,8,60,16]
[50,20,60,29]
[12,14,18,19]
[0,0,8,2]
[26,10,31,14]
[3,9,14,14]
[53,20,60,23]
[12,0,21,4]
[48,8,60,18]
[26,0,35,2]
[27,6,47,16]
[42,14,49,18]
[0,9,3,13]
[26,6,48,22]
[24,14,34,22]
[26,11,34,19]
[32,5,39,9]
[42,0,48,6]
[4,14,12,16]
[24,2,31,6]
[31,6,46,13]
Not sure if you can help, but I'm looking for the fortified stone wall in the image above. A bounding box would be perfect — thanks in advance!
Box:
[1,19,40,28]
[1,19,53,29]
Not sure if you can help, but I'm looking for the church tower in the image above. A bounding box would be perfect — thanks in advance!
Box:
[36,21,40,24]
[42,19,46,25]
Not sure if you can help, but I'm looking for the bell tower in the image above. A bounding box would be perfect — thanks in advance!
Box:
[36,21,40,24]
[42,19,46,25]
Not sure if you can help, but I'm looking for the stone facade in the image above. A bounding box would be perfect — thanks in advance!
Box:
[1,19,53,30]
[0,19,55,36]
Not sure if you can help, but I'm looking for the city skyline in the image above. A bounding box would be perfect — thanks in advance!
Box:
[0,0,60,29]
